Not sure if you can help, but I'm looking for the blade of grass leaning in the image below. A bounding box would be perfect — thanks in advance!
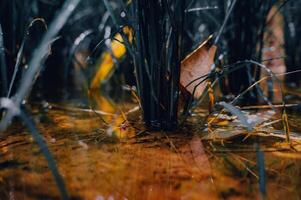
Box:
[213,0,238,45]
[256,144,266,199]
[19,109,69,200]
[0,0,81,131]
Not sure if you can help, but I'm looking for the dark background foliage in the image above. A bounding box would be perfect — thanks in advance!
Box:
[0,0,300,104]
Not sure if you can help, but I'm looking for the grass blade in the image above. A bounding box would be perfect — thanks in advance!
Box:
[19,109,69,200]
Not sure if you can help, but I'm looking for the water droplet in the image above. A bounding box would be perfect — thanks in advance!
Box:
[120,11,126,18]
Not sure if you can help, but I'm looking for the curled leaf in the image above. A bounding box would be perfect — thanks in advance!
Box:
[180,35,217,98]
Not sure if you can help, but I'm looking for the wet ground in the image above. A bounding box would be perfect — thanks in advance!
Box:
[1,83,301,200]
[1,99,301,200]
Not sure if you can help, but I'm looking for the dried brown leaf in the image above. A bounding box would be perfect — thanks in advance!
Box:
[180,35,217,98]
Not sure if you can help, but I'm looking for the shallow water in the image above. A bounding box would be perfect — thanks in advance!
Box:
[0,104,301,200]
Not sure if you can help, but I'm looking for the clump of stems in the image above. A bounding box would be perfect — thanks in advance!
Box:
[131,0,186,130]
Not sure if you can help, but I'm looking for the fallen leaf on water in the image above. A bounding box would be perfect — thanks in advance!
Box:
[180,35,217,98]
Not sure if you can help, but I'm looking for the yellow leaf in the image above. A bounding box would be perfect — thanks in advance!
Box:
[90,26,133,89]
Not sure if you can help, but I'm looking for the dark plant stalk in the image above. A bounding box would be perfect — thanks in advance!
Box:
[132,0,185,130]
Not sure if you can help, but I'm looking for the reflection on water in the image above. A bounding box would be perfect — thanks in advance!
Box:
[0,108,217,200]
[87,90,136,139]
[1,95,301,199]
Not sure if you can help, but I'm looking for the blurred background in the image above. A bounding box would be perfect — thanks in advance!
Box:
[1,0,300,107]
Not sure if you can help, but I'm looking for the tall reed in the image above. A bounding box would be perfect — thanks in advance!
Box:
[131,0,186,130]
